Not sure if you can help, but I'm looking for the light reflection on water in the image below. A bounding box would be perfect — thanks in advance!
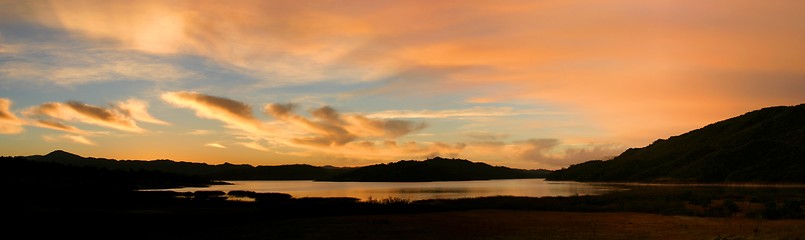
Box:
[150,179,626,201]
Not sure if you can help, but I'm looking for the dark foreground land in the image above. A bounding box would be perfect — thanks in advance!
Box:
[9,207,805,240]
[174,210,805,240]
[4,155,805,239]
[6,185,805,240]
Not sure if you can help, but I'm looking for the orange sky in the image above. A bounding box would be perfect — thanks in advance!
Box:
[1,0,803,169]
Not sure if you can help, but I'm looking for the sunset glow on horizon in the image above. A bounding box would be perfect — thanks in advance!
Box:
[1,0,804,169]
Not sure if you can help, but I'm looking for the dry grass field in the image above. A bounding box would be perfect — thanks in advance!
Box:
[171,210,805,240]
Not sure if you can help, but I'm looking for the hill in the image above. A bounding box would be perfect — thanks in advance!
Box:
[25,150,351,180]
[1,156,215,190]
[322,157,551,182]
[22,151,548,182]
[547,104,805,183]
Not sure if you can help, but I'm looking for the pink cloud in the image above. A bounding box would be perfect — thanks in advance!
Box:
[0,98,24,134]
[116,98,170,125]
[43,134,96,146]
[161,91,265,134]
[265,104,426,147]
[24,101,145,133]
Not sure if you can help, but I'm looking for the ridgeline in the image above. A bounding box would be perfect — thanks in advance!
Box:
[24,150,352,181]
[13,151,549,183]
[322,157,551,182]
[548,103,805,183]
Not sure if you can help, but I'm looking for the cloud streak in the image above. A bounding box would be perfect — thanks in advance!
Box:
[512,139,624,168]
[6,1,802,167]
[158,91,479,166]
[24,101,145,133]
[10,0,373,85]
[43,134,96,146]
[31,119,86,134]
[160,91,436,158]
[204,143,226,149]
[116,98,170,126]
[265,104,427,148]
[161,91,265,135]
[0,45,192,85]
[365,107,553,119]
[0,98,24,134]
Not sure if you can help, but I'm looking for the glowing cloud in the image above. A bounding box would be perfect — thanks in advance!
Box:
[0,58,191,85]
[31,119,86,134]
[365,107,550,119]
[16,0,372,85]
[239,142,271,152]
[265,104,426,147]
[342,115,427,139]
[161,91,264,134]
[0,98,24,134]
[24,101,144,133]
[2,0,803,168]
[204,143,226,149]
[116,98,170,125]
[466,131,510,141]
[188,130,212,135]
[43,134,96,146]
[512,139,624,168]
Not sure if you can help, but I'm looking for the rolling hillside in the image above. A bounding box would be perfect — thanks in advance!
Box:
[548,104,805,182]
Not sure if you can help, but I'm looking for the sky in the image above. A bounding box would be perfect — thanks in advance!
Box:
[1,0,804,169]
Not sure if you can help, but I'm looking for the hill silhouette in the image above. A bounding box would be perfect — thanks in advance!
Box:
[548,104,805,183]
[26,150,351,180]
[21,151,548,182]
[322,157,551,182]
[1,156,214,190]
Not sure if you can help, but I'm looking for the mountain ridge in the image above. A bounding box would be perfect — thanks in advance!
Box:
[25,151,352,180]
[21,151,550,181]
[322,157,551,182]
[547,103,805,183]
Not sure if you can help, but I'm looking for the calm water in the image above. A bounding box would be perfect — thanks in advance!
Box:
[155,179,625,201]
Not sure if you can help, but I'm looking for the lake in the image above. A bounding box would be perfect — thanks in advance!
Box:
[154,179,625,201]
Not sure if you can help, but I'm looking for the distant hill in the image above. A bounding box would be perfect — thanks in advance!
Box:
[25,150,352,180]
[21,151,549,182]
[1,156,215,190]
[322,157,551,182]
[548,104,805,183]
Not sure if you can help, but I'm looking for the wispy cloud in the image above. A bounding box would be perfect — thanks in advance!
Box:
[43,134,96,146]
[31,119,86,134]
[116,98,170,125]
[0,98,24,134]
[465,131,510,141]
[188,129,212,135]
[365,107,553,119]
[265,104,426,148]
[0,47,192,85]
[204,143,226,149]
[4,0,805,152]
[159,91,623,166]
[238,141,272,152]
[161,91,265,135]
[511,139,624,169]
[161,92,440,158]
[24,101,145,133]
[10,0,372,86]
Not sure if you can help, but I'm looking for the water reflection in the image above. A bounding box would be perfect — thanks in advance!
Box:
[153,179,625,201]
